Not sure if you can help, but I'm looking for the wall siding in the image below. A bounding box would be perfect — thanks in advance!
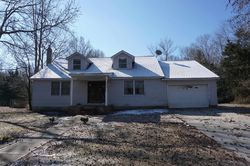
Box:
[108,79,168,106]
[32,80,70,107]
[32,78,218,107]
[72,80,86,105]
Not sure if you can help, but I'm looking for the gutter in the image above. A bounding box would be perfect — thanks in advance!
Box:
[161,77,220,81]
[69,72,114,77]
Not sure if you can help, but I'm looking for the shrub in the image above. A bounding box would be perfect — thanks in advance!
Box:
[80,117,88,124]
[49,117,55,123]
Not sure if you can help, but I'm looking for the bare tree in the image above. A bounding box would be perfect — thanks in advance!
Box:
[3,0,79,109]
[0,0,35,40]
[148,38,177,60]
[68,36,105,58]
[228,0,250,14]
[1,0,79,71]
[228,0,250,29]
[181,34,226,68]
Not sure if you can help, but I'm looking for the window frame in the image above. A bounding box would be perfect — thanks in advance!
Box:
[124,80,134,95]
[135,80,144,95]
[73,59,81,70]
[51,81,60,96]
[119,58,127,69]
[123,80,145,95]
[61,81,70,96]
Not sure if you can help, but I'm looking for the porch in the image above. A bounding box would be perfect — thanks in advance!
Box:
[70,74,111,106]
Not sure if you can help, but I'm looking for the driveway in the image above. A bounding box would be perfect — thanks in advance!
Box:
[170,107,250,162]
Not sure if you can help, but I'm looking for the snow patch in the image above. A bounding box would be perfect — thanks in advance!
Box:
[113,109,168,115]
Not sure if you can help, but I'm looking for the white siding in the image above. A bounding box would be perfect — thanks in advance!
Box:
[72,80,86,105]
[32,80,70,107]
[108,79,168,106]
[32,79,217,108]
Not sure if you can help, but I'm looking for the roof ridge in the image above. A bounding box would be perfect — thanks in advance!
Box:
[160,60,196,62]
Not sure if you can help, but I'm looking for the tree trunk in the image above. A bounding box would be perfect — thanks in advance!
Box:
[27,77,32,110]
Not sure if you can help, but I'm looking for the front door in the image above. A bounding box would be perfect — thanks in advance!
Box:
[87,81,105,104]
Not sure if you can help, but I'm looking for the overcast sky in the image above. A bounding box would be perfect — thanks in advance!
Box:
[72,0,233,57]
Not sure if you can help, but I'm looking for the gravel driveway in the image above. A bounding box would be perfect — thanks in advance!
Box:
[171,107,250,162]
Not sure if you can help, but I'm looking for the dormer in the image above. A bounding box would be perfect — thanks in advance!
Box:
[112,50,135,69]
[66,52,92,71]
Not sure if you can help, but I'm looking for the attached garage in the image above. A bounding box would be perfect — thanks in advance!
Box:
[160,60,219,108]
[167,84,209,108]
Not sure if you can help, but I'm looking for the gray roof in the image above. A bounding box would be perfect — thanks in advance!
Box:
[31,55,219,80]
[70,56,164,78]
[31,56,164,79]
[159,61,219,79]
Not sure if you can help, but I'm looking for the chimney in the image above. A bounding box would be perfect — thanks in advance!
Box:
[46,45,52,65]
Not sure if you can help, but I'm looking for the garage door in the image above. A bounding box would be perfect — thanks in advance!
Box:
[167,84,209,108]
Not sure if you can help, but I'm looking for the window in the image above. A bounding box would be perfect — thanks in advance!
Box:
[124,80,133,95]
[73,59,81,70]
[135,80,144,95]
[119,58,127,68]
[124,80,145,95]
[51,81,60,96]
[61,81,70,95]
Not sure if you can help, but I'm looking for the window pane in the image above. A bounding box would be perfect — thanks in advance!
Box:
[119,58,127,68]
[73,59,81,70]
[135,80,144,95]
[124,80,133,95]
[51,81,60,96]
[61,81,70,95]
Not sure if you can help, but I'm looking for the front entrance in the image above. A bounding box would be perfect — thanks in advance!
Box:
[87,81,105,104]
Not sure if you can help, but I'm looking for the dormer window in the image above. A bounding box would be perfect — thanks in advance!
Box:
[73,59,81,70]
[111,50,135,69]
[119,58,127,68]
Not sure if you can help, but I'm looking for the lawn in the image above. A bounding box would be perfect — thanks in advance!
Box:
[0,107,51,145]
[13,113,248,166]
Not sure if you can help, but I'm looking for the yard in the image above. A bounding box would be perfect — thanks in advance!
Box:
[0,107,245,166]
[0,107,51,145]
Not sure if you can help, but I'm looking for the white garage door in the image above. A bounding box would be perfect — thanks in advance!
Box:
[168,84,209,108]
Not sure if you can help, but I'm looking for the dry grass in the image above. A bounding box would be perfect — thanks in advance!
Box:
[14,114,248,166]
[0,107,50,144]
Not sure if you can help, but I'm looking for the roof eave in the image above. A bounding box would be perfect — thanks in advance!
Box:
[69,72,114,77]
[162,77,220,81]
[30,77,71,80]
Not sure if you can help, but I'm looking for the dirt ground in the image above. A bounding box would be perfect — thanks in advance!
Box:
[12,113,249,166]
[171,106,250,162]
[0,107,51,146]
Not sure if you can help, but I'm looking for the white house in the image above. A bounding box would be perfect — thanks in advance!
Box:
[31,49,219,109]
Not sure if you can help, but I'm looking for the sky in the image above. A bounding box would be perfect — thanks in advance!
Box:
[72,0,234,57]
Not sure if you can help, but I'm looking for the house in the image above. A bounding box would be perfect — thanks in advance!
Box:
[31,48,219,109]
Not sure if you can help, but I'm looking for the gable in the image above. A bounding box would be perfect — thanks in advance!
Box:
[66,52,92,70]
[111,50,135,69]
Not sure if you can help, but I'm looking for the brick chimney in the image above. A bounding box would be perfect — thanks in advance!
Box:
[46,45,52,65]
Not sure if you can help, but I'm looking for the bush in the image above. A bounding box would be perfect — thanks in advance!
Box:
[80,117,88,124]
[49,117,55,123]
[0,136,12,144]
